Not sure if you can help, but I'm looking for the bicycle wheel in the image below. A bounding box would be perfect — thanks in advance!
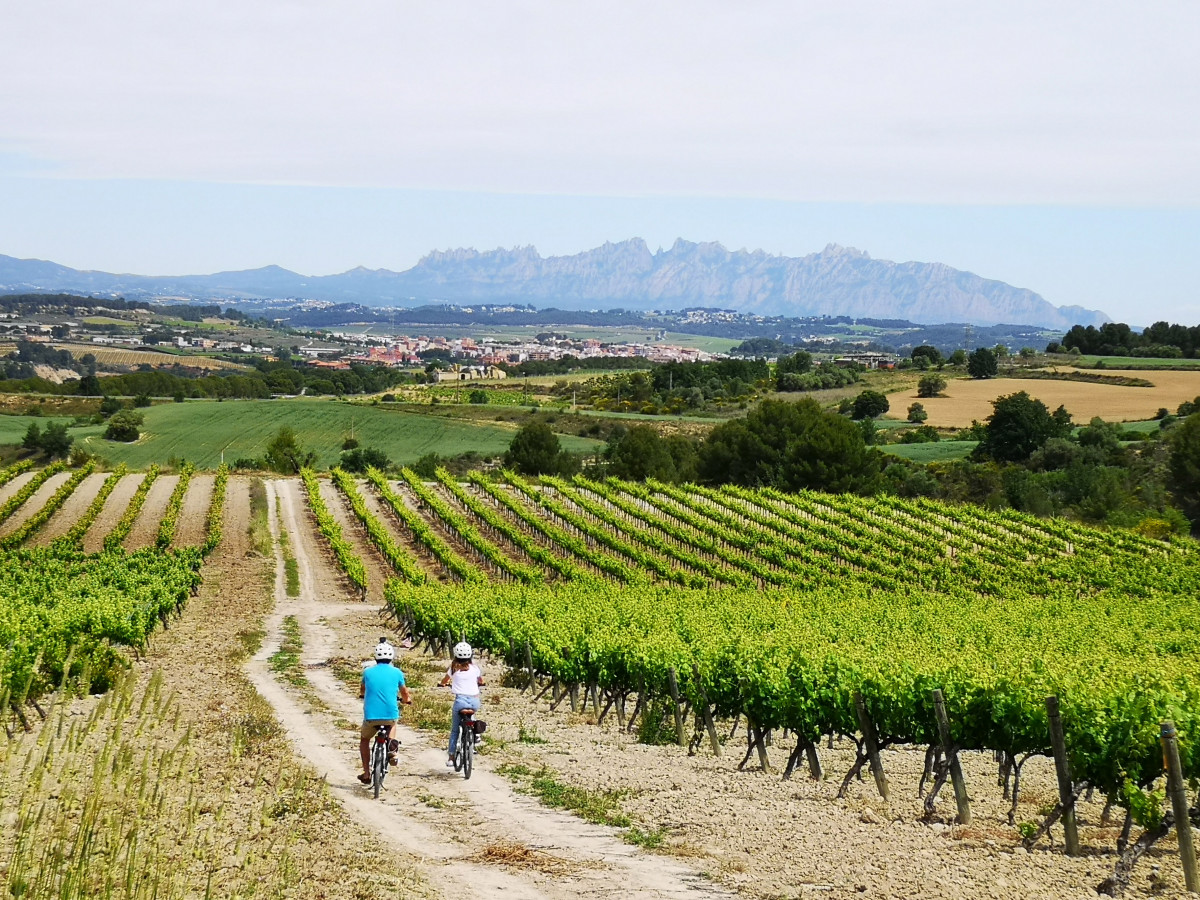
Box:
[372,742,386,799]
[462,731,473,780]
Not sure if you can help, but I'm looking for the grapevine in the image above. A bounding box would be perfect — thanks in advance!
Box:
[329,467,426,585]
[103,466,160,552]
[300,468,367,595]
[365,468,483,583]
[156,464,195,550]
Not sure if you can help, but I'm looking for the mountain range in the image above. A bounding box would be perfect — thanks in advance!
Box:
[0,240,1108,329]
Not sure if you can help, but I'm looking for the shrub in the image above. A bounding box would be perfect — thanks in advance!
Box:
[851,390,889,420]
[104,410,144,442]
[917,374,947,398]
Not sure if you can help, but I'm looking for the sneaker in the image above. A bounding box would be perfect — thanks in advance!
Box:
[387,753,398,766]
[388,738,400,753]
[473,736,482,749]
[445,757,455,767]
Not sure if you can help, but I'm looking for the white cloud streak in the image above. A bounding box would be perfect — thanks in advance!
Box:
[1,1,1197,202]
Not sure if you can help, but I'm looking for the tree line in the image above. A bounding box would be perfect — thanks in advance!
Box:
[1058,320,1200,358]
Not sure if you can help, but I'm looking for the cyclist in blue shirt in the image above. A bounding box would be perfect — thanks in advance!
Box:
[357,638,411,785]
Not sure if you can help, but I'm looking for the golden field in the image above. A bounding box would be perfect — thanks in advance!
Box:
[887,368,1200,428]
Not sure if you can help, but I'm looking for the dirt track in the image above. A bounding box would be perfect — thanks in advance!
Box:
[253,478,732,900]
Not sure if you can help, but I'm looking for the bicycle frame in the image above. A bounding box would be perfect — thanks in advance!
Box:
[370,724,391,798]
[454,708,475,780]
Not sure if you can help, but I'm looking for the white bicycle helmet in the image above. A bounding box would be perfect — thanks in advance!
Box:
[374,638,395,661]
[452,641,474,660]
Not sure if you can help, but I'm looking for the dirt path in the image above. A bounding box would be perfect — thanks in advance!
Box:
[0,470,35,507]
[250,478,732,900]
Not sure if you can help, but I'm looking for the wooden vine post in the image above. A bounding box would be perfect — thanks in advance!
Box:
[1045,696,1081,856]
[931,689,971,825]
[854,692,889,801]
[667,667,686,748]
[691,664,721,756]
[1161,720,1199,893]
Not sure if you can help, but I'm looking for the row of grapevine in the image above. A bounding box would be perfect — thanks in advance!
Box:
[201,465,229,555]
[156,464,195,549]
[365,468,483,583]
[398,468,542,583]
[389,574,1200,803]
[329,468,426,585]
[0,460,33,489]
[300,468,367,595]
[103,466,160,552]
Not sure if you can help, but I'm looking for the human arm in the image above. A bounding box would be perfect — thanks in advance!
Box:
[399,685,412,705]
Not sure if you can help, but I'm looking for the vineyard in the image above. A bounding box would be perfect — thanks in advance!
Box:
[0,462,227,725]
[4,458,1200,893]
[313,463,1198,885]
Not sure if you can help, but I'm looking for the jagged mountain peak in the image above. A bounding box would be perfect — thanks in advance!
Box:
[0,241,1109,328]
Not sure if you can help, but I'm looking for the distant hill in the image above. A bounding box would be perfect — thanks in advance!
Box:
[0,240,1108,329]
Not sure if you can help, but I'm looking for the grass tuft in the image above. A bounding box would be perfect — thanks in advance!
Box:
[248,478,271,556]
[517,722,548,744]
[269,617,305,687]
[500,764,631,828]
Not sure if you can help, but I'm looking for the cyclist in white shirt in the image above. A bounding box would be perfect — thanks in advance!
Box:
[439,641,485,767]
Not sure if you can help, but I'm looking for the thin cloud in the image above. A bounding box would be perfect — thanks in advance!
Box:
[0,1,1197,203]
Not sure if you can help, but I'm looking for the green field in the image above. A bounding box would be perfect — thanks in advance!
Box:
[0,399,602,469]
[1075,355,1200,368]
[881,440,977,463]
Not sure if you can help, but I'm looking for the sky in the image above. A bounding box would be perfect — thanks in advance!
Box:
[1,1,1198,324]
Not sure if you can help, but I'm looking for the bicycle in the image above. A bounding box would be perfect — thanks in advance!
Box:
[453,707,477,780]
[369,724,394,798]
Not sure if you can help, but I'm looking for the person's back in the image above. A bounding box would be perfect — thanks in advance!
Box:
[439,641,485,767]
[362,661,405,721]
[357,638,410,784]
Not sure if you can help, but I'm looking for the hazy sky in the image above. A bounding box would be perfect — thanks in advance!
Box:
[1,1,1197,323]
